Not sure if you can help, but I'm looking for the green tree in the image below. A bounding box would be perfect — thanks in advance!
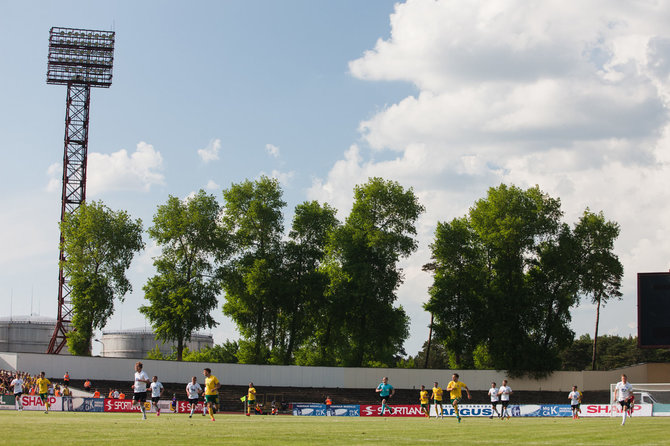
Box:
[560,334,670,370]
[140,191,222,361]
[220,177,286,364]
[274,201,338,364]
[426,184,582,375]
[320,177,424,367]
[574,210,624,370]
[182,340,240,363]
[424,217,487,368]
[60,201,144,355]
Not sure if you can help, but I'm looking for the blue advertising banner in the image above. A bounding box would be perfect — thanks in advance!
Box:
[293,403,326,416]
[65,397,105,412]
[517,404,572,417]
[327,404,360,417]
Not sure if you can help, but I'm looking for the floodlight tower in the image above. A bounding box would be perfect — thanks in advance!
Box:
[46,27,115,354]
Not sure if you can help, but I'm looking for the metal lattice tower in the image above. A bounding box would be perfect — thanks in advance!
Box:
[46,27,115,353]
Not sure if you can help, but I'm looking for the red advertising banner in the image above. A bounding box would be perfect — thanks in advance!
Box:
[359,404,426,417]
[104,398,151,413]
[176,400,207,414]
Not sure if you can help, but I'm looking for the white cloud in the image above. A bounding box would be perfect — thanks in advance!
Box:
[265,143,280,158]
[45,163,61,193]
[314,0,670,348]
[86,142,165,196]
[198,139,222,162]
[205,180,220,191]
[260,169,295,188]
[46,142,165,196]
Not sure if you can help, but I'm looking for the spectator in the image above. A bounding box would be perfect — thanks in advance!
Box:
[93,389,101,398]
[84,379,92,392]
[119,391,126,400]
[113,389,120,399]
[63,371,70,387]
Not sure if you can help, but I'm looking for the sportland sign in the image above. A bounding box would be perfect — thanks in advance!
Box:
[360,404,428,417]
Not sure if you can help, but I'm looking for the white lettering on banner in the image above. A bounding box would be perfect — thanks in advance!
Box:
[103,398,151,412]
[177,401,206,414]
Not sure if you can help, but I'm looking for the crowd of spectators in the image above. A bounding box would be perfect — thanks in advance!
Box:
[0,369,35,395]
[0,369,73,397]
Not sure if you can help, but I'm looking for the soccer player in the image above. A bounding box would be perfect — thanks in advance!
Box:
[132,361,151,420]
[568,385,582,419]
[10,374,24,411]
[186,376,202,418]
[203,367,220,421]
[375,376,395,416]
[498,379,513,420]
[431,381,444,419]
[446,373,471,423]
[36,372,51,414]
[419,385,430,418]
[614,374,634,425]
[488,382,500,419]
[150,375,164,416]
[247,382,256,416]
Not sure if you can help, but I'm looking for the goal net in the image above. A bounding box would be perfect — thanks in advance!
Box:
[609,382,670,416]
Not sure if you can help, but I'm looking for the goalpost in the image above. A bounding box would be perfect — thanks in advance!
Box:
[608,383,670,417]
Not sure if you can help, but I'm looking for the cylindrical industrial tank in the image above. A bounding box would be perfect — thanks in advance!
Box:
[0,316,57,353]
[99,328,213,358]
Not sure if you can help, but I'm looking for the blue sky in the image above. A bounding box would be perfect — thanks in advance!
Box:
[2,0,670,357]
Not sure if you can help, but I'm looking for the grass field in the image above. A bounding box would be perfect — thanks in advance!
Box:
[2,412,669,445]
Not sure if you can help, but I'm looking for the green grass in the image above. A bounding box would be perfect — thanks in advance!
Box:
[1,412,669,445]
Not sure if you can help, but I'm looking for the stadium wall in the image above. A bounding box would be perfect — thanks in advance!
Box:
[1,352,667,391]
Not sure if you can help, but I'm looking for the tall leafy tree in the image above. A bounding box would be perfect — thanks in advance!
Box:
[424,217,487,368]
[60,201,144,355]
[574,209,623,370]
[275,201,338,364]
[140,190,222,361]
[426,184,582,375]
[322,177,424,367]
[220,176,286,364]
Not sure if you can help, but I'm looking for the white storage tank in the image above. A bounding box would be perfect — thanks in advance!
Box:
[0,316,58,353]
[99,328,213,358]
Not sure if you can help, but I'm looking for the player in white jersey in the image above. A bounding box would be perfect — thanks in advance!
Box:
[185,376,203,418]
[568,386,582,419]
[498,380,513,420]
[10,376,24,411]
[614,374,634,425]
[150,376,164,416]
[132,361,151,420]
[488,382,500,419]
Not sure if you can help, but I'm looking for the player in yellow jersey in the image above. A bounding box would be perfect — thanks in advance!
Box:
[431,382,444,419]
[203,368,220,421]
[446,373,471,423]
[419,385,430,418]
[36,371,51,414]
[246,382,256,416]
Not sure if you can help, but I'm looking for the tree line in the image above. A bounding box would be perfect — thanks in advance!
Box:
[61,176,423,367]
[61,180,632,374]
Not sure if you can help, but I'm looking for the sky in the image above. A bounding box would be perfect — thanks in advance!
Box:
[2,0,670,358]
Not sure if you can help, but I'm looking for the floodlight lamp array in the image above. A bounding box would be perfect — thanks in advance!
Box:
[47,27,115,87]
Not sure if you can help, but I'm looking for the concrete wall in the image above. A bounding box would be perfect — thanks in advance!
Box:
[1,351,667,391]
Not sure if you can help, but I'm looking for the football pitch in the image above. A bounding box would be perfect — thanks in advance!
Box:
[2,412,669,445]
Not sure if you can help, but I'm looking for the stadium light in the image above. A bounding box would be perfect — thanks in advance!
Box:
[46,27,116,354]
[47,26,115,88]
